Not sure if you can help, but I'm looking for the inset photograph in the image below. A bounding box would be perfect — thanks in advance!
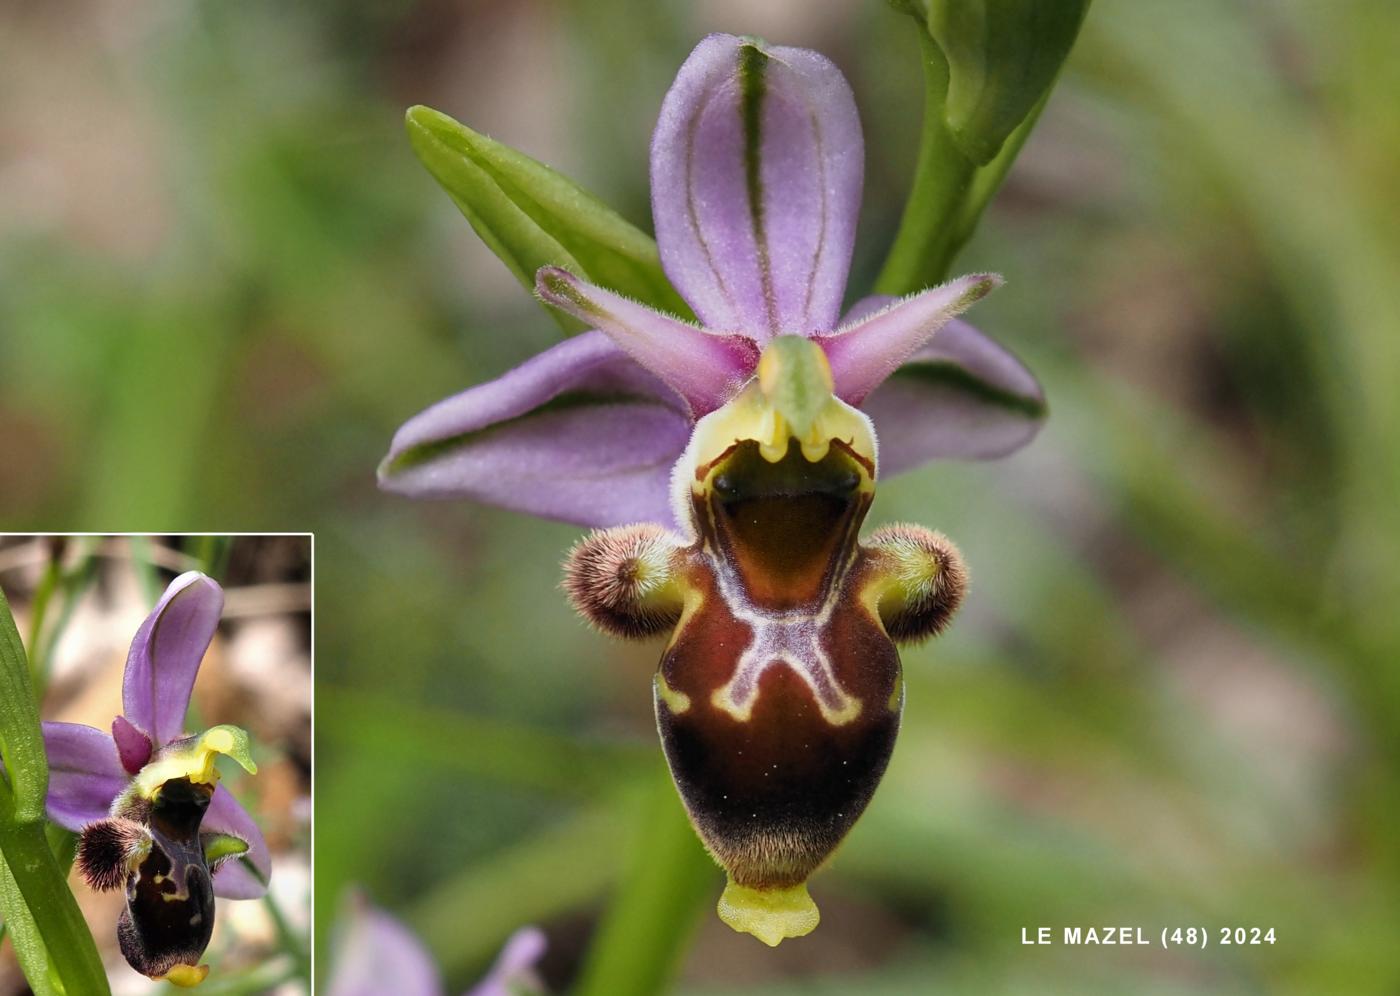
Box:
[0,535,310,993]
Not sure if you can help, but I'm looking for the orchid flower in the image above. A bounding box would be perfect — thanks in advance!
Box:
[379,33,1044,526]
[41,571,271,986]
[325,896,546,996]
[381,33,1045,947]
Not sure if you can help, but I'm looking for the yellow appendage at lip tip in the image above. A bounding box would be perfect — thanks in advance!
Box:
[717,877,820,946]
[160,964,210,987]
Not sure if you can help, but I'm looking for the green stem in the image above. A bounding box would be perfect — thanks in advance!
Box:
[262,883,312,986]
[949,87,1052,250]
[573,772,716,996]
[237,851,310,986]
[874,30,976,294]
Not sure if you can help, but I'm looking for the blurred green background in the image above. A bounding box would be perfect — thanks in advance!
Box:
[3,0,1399,992]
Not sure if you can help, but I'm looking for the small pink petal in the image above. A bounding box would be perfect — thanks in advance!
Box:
[111,715,152,775]
[820,274,1003,405]
[536,267,757,415]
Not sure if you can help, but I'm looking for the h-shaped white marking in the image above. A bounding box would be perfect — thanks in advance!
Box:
[707,557,862,727]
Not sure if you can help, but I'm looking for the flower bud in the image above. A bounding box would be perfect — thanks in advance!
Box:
[921,0,1090,164]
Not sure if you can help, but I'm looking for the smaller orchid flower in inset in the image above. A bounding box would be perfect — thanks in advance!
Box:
[326,893,546,996]
[41,571,270,987]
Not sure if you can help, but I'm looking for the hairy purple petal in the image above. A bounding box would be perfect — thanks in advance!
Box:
[651,34,863,338]
[380,330,692,528]
[467,927,547,996]
[864,319,1046,473]
[820,274,1003,405]
[122,571,223,747]
[535,267,757,415]
[204,785,272,899]
[325,899,442,996]
[111,715,152,775]
[838,294,895,326]
[41,722,128,830]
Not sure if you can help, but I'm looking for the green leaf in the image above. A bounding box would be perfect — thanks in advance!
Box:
[0,586,111,995]
[405,105,690,329]
[0,852,64,996]
[0,585,47,824]
[926,0,1090,165]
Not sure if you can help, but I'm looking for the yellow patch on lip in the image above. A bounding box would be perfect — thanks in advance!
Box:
[717,877,820,946]
[654,672,692,714]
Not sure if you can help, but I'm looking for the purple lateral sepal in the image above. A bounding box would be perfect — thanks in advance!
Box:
[380,330,692,528]
[863,319,1047,472]
[41,722,129,830]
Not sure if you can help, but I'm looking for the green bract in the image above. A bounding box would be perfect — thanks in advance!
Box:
[405,106,689,326]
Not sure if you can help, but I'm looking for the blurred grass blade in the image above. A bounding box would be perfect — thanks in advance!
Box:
[574,772,714,996]
[191,534,235,583]
[33,540,101,689]
[405,105,690,327]
[0,585,111,995]
[318,686,650,798]
[409,803,626,977]
[25,548,63,689]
